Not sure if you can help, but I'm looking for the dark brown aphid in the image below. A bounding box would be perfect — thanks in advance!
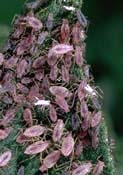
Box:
[92,161,105,175]
[46,13,54,31]
[60,19,70,42]
[76,9,88,29]
[17,165,24,175]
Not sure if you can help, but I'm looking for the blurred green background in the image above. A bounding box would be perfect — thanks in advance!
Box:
[0,0,122,174]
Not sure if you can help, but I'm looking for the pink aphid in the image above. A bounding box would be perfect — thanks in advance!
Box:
[60,19,70,42]
[16,60,28,78]
[61,133,74,157]
[49,104,57,122]
[92,161,105,175]
[48,44,73,58]
[0,109,16,126]
[55,96,69,113]
[23,108,33,126]
[53,119,64,142]
[80,100,89,118]
[72,162,92,175]
[75,46,83,66]
[17,83,29,94]
[0,150,12,167]
[32,56,46,69]
[16,133,30,144]
[64,51,72,69]
[35,69,44,81]
[78,80,87,102]
[81,114,91,131]
[72,22,81,45]
[4,56,18,69]
[0,53,4,66]
[49,86,70,98]
[61,65,70,82]
[21,77,32,85]
[0,127,12,140]
[40,150,61,172]
[24,140,50,155]
[23,125,45,137]
[49,65,58,81]
[25,15,43,31]
[91,111,102,128]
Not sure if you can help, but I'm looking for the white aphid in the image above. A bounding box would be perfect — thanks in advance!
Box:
[63,6,76,11]
[34,97,50,106]
[84,84,97,96]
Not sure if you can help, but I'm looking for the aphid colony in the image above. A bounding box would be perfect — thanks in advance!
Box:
[0,4,104,174]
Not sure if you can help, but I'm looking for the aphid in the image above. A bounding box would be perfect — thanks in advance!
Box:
[55,96,69,113]
[23,108,33,126]
[64,51,72,69]
[60,19,70,42]
[76,10,88,29]
[78,80,87,102]
[92,161,105,175]
[72,22,81,45]
[37,31,48,45]
[91,111,102,128]
[0,109,16,126]
[23,125,45,137]
[12,25,25,39]
[16,34,34,56]
[47,55,58,66]
[46,13,54,31]
[49,65,58,81]
[17,165,24,175]
[24,140,50,155]
[0,127,12,140]
[71,114,80,131]
[0,150,12,167]
[35,69,44,81]
[0,53,4,66]
[49,86,70,98]
[16,60,28,78]
[80,100,89,118]
[63,6,76,11]
[61,65,70,82]
[48,44,73,58]
[90,128,99,149]
[83,65,90,79]
[21,77,32,85]
[74,140,83,157]
[84,84,97,96]
[75,46,83,67]
[16,133,30,144]
[53,119,64,142]
[91,96,101,110]
[2,95,13,105]
[24,15,43,31]
[40,150,61,172]
[27,85,40,102]
[81,114,91,131]
[61,133,74,157]
[32,56,46,69]
[13,94,25,104]
[72,162,92,175]
[34,97,50,106]
[17,83,29,94]
[4,56,18,69]
[49,104,57,122]
[25,0,48,11]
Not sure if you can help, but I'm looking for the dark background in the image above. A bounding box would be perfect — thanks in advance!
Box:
[0,0,123,174]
